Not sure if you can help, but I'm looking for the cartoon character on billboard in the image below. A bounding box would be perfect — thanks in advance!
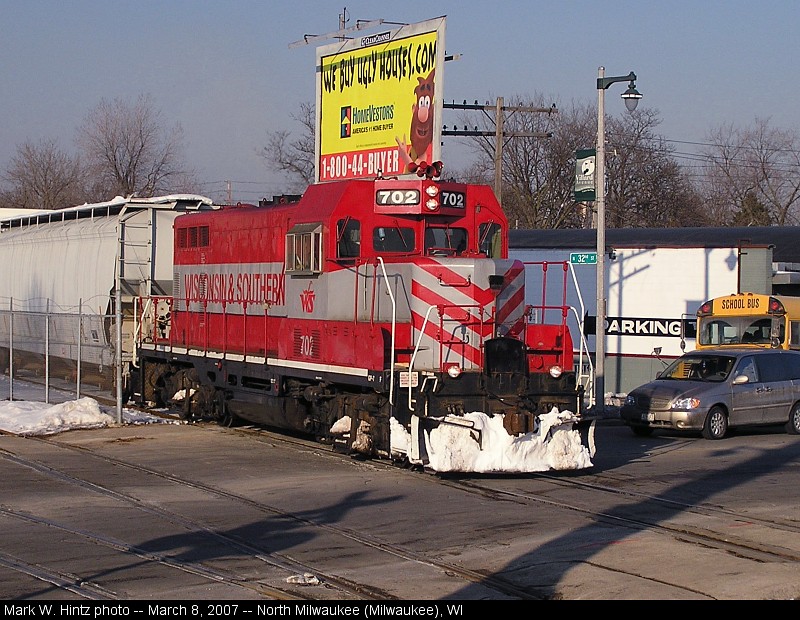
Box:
[396,69,435,173]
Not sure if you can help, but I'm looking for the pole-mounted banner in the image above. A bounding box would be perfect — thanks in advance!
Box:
[574,148,596,202]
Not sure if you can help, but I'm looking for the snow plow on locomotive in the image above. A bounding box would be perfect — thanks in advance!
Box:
[134,176,595,472]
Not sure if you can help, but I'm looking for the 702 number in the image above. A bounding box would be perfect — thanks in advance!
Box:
[376,189,420,205]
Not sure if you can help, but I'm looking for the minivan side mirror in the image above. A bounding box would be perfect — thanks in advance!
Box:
[733,374,749,385]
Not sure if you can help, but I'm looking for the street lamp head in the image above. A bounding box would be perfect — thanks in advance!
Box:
[621,80,643,112]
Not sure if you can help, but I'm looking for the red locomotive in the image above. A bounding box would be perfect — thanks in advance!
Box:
[135,174,594,472]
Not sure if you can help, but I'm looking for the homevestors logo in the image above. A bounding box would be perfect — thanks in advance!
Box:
[340,106,351,138]
[361,32,391,47]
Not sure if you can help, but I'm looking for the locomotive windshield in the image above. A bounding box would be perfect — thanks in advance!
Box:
[373,225,416,253]
[424,226,467,256]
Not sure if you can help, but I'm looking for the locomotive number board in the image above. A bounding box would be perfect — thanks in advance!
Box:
[440,190,466,208]
[375,189,421,206]
[375,189,466,209]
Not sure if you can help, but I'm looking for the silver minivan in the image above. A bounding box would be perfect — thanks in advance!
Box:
[620,348,800,439]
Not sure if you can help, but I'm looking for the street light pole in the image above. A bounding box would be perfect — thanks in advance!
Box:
[595,66,641,415]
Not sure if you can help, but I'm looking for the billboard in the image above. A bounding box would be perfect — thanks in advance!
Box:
[315,17,445,182]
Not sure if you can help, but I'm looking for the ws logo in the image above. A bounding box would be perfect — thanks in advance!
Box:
[300,283,316,313]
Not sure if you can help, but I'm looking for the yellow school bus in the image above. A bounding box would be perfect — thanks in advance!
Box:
[695,293,800,350]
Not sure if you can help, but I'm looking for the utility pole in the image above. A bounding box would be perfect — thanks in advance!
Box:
[443,98,556,204]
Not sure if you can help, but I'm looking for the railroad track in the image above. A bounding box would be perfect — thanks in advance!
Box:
[235,424,800,564]
[0,429,541,600]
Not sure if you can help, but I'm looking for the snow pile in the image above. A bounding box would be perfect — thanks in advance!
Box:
[0,396,175,436]
[391,408,594,473]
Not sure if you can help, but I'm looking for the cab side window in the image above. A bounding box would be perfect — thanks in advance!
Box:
[478,223,502,258]
[285,223,323,274]
[337,218,360,260]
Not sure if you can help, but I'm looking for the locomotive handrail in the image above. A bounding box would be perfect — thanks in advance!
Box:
[408,304,437,412]
[375,257,397,406]
[522,259,594,409]
[437,273,471,287]
[567,263,593,407]
[569,304,594,408]
[131,295,152,368]
[434,302,489,369]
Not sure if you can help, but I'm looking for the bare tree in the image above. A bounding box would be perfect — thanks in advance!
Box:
[701,118,800,225]
[0,138,86,210]
[604,109,702,228]
[460,96,702,229]
[77,94,190,198]
[458,95,589,229]
[261,101,316,192]
[731,191,772,226]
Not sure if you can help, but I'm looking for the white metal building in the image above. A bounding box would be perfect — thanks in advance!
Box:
[510,226,799,396]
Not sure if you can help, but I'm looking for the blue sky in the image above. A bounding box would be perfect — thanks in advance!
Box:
[2,1,798,204]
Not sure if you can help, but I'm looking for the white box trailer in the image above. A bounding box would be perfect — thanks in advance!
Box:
[510,228,777,396]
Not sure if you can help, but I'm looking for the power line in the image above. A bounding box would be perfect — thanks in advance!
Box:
[664,138,800,155]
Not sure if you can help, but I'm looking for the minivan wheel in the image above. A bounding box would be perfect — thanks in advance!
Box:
[787,402,800,435]
[702,406,728,440]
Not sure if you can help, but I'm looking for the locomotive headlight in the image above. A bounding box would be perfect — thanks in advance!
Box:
[549,365,563,378]
[445,363,462,378]
[424,184,440,210]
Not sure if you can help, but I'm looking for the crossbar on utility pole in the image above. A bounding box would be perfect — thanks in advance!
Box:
[443,99,556,204]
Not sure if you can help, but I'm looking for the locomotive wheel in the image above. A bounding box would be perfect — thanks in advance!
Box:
[214,391,240,427]
[143,364,167,405]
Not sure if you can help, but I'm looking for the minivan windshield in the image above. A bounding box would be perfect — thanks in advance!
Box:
[658,354,736,382]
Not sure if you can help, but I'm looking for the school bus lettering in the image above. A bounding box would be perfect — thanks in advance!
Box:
[721,297,760,310]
